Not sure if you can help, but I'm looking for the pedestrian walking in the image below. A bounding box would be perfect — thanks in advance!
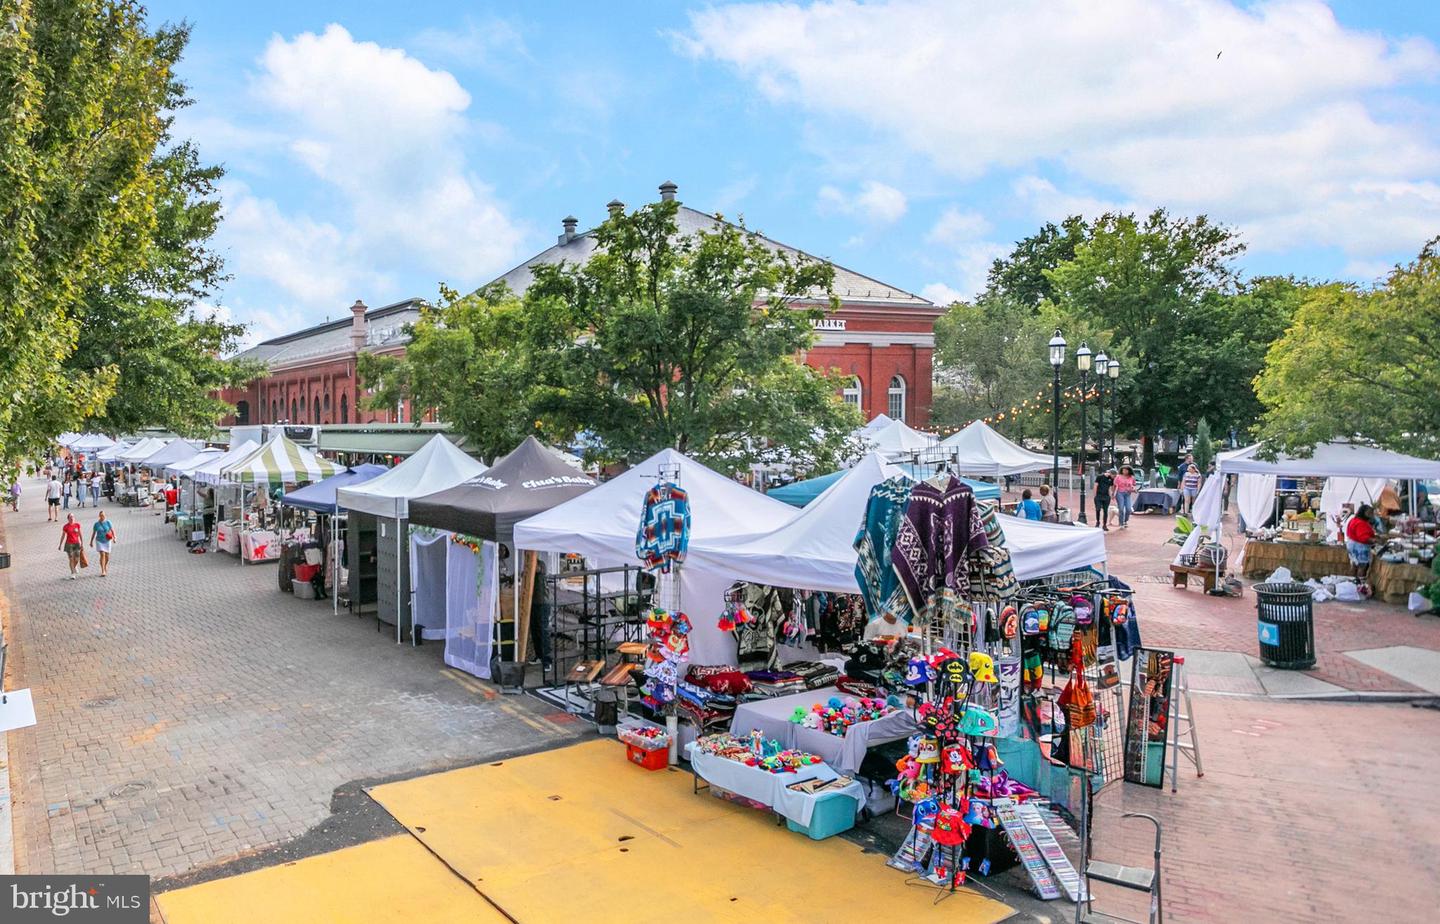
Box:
[1037,483,1057,522]
[1177,453,1202,516]
[45,473,62,521]
[76,472,88,508]
[90,510,116,577]
[1113,465,1137,528]
[62,474,73,509]
[8,473,20,512]
[1094,466,1115,530]
[91,473,101,506]
[58,513,85,579]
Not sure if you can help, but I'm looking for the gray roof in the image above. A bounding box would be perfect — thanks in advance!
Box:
[490,205,934,308]
[231,299,423,369]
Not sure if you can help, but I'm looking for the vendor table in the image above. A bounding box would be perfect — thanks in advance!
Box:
[686,744,865,828]
[1242,540,1350,581]
[1370,558,1436,605]
[1135,487,1180,514]
[215,521,240,554]
[729,686,918,774]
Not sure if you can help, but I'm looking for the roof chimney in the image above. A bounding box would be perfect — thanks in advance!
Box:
[558,215,579,245]
[606,198,625,218]
[658,180,678,203]
[350,300,368,352]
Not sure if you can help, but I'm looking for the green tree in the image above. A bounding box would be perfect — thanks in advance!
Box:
[1047,209,1245,467]
[985,216,1089,308]
[0,1,233,460]
[1254,241,1440,456]
[1192,417,1214,472]
[364,200,861,472]
[68,142,262,436]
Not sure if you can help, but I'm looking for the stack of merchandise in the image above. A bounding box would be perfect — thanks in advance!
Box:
[782,660,841,689]
[693,732,825,774]
[744,669,806,697]
[617,725,670,751]
[675,667,745,734]
[789,695,899,736]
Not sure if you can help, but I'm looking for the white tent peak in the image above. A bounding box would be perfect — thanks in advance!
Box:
[336,434,487,519]
[859,418,937,457]
[190,440,261,485]
[939,420,1070,476]
[1218,440,1440,480]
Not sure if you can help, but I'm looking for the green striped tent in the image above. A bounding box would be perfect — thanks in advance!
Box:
[219,434,340,485]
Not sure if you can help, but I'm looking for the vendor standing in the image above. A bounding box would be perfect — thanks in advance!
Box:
[1344,503,1380,589]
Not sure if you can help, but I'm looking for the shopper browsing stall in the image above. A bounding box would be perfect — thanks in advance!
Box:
[1345,503,1379,588]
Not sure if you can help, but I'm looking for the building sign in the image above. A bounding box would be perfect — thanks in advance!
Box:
[812,318,847,331]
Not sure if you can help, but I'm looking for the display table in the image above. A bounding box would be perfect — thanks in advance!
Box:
[1136,487,1180,514]
[729,687,918,773]
[215,521,240,554]
[686,744,865,828]
[1242,540,1350,581]
[1371,558,1436,605]
[241,529,280,562]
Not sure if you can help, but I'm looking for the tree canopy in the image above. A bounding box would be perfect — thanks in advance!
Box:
[1254,240,1440,457]
[0,0,255,460]
[362,200,861,472]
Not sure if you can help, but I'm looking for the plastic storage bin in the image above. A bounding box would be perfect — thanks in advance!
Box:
[785,794,857,840]
[292,579,317,600]
[626,742,667,771]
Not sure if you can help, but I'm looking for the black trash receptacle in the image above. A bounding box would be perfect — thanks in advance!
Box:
[1254,581,1315,669]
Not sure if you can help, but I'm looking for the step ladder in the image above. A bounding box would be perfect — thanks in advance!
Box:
[1167,656,1203,793]
[1078,812,1163,924]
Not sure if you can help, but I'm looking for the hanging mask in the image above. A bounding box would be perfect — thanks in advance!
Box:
[969,652,998,684]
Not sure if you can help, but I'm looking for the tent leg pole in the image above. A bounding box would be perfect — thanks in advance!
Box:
[516,550,537,666]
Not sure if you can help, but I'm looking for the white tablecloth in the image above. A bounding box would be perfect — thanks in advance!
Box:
[686,745,865,827]
[729,686,918,773]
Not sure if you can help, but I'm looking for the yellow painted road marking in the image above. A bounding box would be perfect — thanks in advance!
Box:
[440,668,497,700]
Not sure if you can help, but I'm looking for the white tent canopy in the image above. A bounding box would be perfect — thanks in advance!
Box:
[137,438,204,472]
[116,437,168,463]
[190,440,260,486]
[95,441,134,462]
[164,448,223,478]
[857,414,895,436]
[67,433,115,451]
[688,453,1107,592]
[221,434,340,485]
[860,418,937,457]
[336,434,487,519]
[1218,440,1440,480]
[939,420,1070,476]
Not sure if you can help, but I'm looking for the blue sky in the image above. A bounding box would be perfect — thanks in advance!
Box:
[144,0,1440,345]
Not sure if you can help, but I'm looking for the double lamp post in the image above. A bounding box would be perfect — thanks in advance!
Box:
[1047,329,1120,524]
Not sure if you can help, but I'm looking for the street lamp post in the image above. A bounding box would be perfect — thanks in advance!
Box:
[1075,342,1092,524]
[1094,352,1109,467]
[1048,329,1066,506]
[1108,357,1120,464]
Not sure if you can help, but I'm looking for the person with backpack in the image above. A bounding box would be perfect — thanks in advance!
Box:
[90,510,117,577]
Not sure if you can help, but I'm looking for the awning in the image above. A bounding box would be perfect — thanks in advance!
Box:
[220,435,340,485]
[281,464,390,514]
[1218,440,1440,480]
[335,435,487,519]
[317,427,469,457]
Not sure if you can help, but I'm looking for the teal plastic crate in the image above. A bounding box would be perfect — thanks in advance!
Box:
[785,794,857,840]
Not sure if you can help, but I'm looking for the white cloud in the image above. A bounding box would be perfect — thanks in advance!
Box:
[920,282,964,305]
[686,0,1440,259]
[923,207,1008,298]
[926,208,991,247]
[817,179,908,223]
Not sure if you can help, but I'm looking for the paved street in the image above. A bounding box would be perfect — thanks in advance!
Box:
[0,481,579,880]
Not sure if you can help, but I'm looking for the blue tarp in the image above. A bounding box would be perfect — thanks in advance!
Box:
[767,467,1001,507]
[281,464,389,513]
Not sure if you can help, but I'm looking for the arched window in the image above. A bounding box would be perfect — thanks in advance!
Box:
[291,399,298,422]
[340,394,349,424]
[313,397,320,422]
[323,392,331,412]
[842,376,862,410]
[270,400,277,423]
[888,375,906,422]
[235,400,250,425]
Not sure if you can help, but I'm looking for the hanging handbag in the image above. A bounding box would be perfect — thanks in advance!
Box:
[1056,641,1096,728]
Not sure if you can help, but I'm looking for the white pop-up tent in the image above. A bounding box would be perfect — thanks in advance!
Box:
[1219,440,1440,481]
[164,448,222,479]
[688,452,1107,594]
[857,414,895,436]
[95,441,134,463]
[860,419,937,457]
[137,438,204,473]
[514,447,798,665]
[336,435,488,642]
[67,433,116,451]
[190,440,260,486]
[116,437,168,463]
[939,420,1070,476]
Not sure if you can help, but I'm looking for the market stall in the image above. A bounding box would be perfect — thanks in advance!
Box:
[335,435,487,643]
[859,418,938,459]
[280,464,389,607]
[407,436,596,677]
[163,448,223,539]
[219,435,340,564]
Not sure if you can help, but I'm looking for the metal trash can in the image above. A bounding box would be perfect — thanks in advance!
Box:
[1254,581,1315,669]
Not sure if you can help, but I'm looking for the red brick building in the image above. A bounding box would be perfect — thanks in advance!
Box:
[219,183,942,429]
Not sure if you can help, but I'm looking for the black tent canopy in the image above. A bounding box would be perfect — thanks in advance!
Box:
[407,436,595,545]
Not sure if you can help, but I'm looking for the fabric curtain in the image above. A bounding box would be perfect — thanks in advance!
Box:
[409,528,449,641]
[445,539,497,680]
[1319,477,1388,540]
[1236,474,1278,532]
[1174,475,1224,564]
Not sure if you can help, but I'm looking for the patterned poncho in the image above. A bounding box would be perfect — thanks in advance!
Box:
[853,475,914,624]
[636,482,691,573]
[891,477,988,623]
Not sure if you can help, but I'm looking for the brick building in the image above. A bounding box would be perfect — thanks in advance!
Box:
[219,183,942,429]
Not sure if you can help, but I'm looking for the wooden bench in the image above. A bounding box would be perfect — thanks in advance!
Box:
[1170,563,1219,592]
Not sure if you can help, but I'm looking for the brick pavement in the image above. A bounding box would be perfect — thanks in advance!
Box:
[0,482,580,879]
[1087,695,1440,923]
[1099,508,1440,693]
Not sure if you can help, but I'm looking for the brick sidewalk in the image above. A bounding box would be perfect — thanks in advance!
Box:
[1099,508,1440,693]
[0,485,580,879]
